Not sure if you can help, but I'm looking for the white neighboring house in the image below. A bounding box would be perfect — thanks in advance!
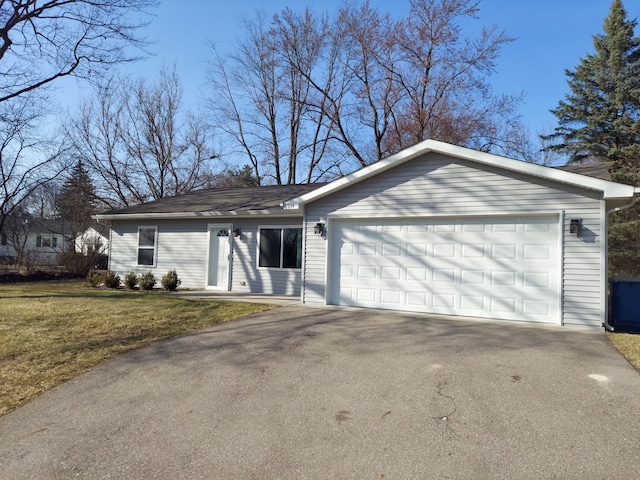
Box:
[74,223,109,257]
[0,217,73,266]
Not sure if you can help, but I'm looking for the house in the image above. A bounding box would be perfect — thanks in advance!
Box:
[94,140,639,328]
[0,216,74,266]
[74,222,110,257]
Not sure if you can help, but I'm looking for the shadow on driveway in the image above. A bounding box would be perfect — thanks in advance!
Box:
[1,306,639,479]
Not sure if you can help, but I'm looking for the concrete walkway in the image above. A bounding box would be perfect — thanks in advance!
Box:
[170,290,301,305]
[1,306,640,479]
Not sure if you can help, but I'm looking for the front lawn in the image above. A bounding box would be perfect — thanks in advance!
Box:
[607,331,640,371]
[0,280,273,416]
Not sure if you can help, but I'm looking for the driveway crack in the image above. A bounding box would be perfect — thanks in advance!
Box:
[432,378,457,421]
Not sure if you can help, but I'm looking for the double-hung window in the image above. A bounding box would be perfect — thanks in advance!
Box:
[137,226,157,266]
[258,227,302,269]
[35,235,56,248]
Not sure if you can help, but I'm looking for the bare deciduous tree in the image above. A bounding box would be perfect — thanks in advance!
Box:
[0,0,158,104]
[0,0,157,231]
[0,93,68,232]
[67,68,219,207]
[207,0,524,184]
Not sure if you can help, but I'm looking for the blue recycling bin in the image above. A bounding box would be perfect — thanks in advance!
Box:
[610,279,640,333]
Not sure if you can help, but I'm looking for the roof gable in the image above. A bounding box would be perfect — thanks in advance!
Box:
[284,140,639,208]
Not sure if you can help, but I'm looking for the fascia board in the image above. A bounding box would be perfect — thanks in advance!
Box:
[283,139,637,207]
[93,209,304,222]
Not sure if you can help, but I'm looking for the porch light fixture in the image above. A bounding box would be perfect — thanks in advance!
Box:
[233,228,241,237]
[314,223,325,235]
[569,218,581,234]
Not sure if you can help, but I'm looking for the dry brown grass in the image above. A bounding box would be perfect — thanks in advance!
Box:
[607,331,640,371]
[0,280,273,416]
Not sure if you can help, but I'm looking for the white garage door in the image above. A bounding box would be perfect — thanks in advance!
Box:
[330,216,560,323]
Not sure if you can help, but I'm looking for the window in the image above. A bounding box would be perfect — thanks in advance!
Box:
[137,227,157,266]
[1,233,6,246]
[36,235,57,248]
[258,227,302,269]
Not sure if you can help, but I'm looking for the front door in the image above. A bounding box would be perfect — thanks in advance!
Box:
[207,224,231,289]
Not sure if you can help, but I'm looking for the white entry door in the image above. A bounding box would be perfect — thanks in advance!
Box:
[207,224,231,289]
[329,216,560,323]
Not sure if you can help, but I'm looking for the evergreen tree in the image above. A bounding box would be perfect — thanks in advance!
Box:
[546,0,640,276]
[608,145,640,276]
[545,0,640,164]
[56,160,97,251]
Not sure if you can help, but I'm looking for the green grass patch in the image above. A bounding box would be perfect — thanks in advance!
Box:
[0,280,273,416]
[607,331,640,371]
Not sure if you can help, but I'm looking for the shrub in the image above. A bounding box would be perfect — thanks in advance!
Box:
[58,252,110,276]
[139,271,156,291]
[161,269,181,291]
[57,252,90,276]
[123,271,138,290]
[103,270,121,289]
[87,272,104,288]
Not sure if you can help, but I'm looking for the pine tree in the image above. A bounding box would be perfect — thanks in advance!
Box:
[546,1,640,276]
[545,0,640,164]
[56,160,97,251]
[608,145,640,276]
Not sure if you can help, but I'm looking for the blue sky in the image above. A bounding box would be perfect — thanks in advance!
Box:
[62,0,640,143]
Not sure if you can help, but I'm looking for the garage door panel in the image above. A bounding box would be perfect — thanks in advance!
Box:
[461,295,485,311]
[330,216,560,323]
[381,290,402,305]
[492,245,517,259]
[461,270,485,284]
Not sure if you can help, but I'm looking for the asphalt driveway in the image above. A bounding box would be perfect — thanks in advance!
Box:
[1,306,640,479]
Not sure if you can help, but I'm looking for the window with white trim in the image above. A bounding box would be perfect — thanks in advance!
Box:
[137,226,157,266]
[35,235,57,248]
[258,227,302,269]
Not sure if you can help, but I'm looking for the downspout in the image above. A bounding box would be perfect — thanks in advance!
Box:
[604,193,640,331]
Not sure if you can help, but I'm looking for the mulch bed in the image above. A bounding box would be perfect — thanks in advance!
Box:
[0,271,81,284]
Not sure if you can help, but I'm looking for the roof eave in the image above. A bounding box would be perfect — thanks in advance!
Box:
[93,208,303,222]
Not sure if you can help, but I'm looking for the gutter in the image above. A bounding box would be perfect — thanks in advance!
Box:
[603,191,640,332]
[93,209,304,222]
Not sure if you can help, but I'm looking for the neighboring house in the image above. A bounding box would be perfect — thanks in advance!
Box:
[0,217,73,265]
[95,140,639,329]
[75,222,110,257]
[558,162,612,181]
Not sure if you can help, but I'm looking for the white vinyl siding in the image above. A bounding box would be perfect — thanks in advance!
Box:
[303,153,604,328]
[110,220,208,289]
[109,217,303,294]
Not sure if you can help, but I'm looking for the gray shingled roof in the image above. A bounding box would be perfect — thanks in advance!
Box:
[556,162,611,181]
[102,184,326,216]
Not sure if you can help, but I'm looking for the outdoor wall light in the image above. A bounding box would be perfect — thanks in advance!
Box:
[569,218,581,234]
[314,223,325,235]
[233,228,241,238]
